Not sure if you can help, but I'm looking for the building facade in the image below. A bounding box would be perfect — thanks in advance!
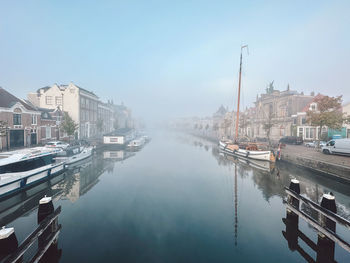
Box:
[28,82,100,139]
[250,87,314,141]
[97,102,114,135]
[343,102,350,138]
[0,87,42,149]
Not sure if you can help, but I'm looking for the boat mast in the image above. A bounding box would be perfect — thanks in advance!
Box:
[235,45,248,141]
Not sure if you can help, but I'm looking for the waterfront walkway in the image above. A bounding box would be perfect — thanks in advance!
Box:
[282,145,350,182]
[283,145,350,166]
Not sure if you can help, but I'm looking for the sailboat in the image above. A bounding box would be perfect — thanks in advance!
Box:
[219,45,276,163]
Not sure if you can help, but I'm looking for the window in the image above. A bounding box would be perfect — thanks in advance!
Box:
[81,110,85,121]
[45,126,51,138]
[55,96,62,105]
[31,115,37,125]
[301,117,306,125]
[306,128,310,139]
[81,97,85,107]
[310,128,315,139]
[45,96,53,105]
[298,127,304,138]
[13,114,21,125]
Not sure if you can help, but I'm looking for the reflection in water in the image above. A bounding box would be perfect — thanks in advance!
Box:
[2,133,349,262]
[0,173,65,226]
[208,140,350,220]
[190,134,350,262]
[0,148,140,262]
[282,189,342,263]
[234,164,238,247]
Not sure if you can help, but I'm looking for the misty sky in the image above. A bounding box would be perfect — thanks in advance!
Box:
[1,0,349,120]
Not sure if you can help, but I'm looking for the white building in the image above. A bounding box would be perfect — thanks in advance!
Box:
[28,82,100,139]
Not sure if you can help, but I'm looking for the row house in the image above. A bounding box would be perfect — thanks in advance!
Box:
[28,82,99,139]
[108,102,133,129]
[295,95,350,141]
[0,87,41,149]
[343,102,350,138]
[0,88,64,149]
[97,102,114,134]
[38,107,69,143]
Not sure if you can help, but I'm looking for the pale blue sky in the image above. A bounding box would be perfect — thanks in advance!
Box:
[1,0,349,120]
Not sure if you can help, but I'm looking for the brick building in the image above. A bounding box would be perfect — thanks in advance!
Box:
[0,87,41,149]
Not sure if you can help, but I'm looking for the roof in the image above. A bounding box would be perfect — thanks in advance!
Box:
[104,128,133,136]
[0,87,37,111]
[213,105,227,117]
[301,94,324,112]
[76,85,98,98]
[37,83,98,99]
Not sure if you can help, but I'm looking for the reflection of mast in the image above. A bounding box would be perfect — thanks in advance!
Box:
[234,164,238,246]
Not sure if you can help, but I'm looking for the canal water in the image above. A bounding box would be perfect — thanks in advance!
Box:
[1,131,350,262]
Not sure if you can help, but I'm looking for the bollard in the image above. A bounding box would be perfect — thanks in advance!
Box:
[0,226,18,258]
[317,192,336,263]
[37,195,54,224]
[289,179,300,194]
[288,179,300,209]
[283,179,301,251]
[320,193,337,214]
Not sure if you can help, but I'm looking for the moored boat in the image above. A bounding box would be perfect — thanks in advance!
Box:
[219,141,275,162]
[127,137,146,149]
[54,146,93,166]
[219,45,276,163]
[0,147,66,197]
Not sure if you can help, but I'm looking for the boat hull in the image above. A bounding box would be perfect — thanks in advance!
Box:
[219,141,272,162]
[0,163,66,198]
[55,147,93,166]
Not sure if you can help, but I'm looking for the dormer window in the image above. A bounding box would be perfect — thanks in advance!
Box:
[310,103,317,111]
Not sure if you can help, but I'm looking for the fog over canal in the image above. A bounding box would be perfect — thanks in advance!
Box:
[2,131,350,262]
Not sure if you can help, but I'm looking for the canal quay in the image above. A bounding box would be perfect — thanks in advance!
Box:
[1,131,350,263]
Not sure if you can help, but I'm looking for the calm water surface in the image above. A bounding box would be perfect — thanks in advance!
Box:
[1,131,350,262]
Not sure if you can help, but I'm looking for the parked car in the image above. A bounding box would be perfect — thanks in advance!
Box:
[319,141,327,147]
[305,141,315,147]
[45,141,70,149]
[279,136,303,145]
[305,141,327,148]
[322,139,350,155]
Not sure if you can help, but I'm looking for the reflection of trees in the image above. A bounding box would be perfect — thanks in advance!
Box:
[194,135,350,219]
[251,168,288,201]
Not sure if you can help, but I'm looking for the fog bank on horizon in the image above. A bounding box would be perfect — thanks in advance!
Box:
[1,0,349,122]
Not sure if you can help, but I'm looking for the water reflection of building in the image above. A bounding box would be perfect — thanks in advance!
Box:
[53,157,113,202]
[103,150,135,161]
[207,138,350,219]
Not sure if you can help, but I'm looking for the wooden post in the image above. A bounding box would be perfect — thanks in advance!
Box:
[37,195,54,224]
[317,193,336,263]
[284,179,300,250]
[0,226,18,260]
[288,179,300,209]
